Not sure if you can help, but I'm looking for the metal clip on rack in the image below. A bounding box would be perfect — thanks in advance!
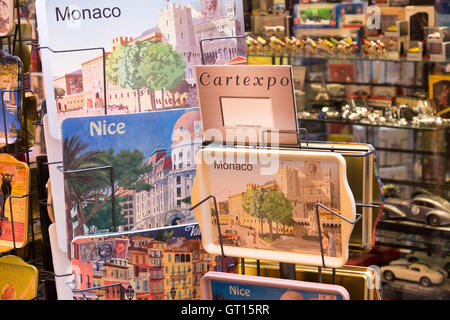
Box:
[48,164,118,232]
[0,192,34,254]
[33,45,109,115]
[0,86,39,259]
[313,202,381,283]
[189,195,228,273]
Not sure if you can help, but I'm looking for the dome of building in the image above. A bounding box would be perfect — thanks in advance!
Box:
[173,110,201,132]
[172,110,201,144]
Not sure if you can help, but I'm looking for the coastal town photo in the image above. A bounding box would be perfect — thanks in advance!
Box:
[71,224,221,300]
[48,0,246,125]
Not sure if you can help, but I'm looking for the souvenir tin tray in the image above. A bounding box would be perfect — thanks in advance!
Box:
[192,146,356,268]
[0,50,22,146]
[0,0,14,37]
[0,153,30,251]
[70,223,227,300]
[236,259,381,300]
[0,255,38,300]
[201,271,350,300]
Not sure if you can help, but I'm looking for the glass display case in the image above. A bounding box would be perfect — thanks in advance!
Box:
[245,0,450,300]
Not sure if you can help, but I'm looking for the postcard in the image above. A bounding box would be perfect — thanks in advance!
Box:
[236,260,381,300]
[296,141,383,251]
[0,50,22,146]
[195,65,298,146]
[36,0,246,138]
[429,74,450,115]
[61,108,201,255]
[201,271,350,300]
[0,0,14,37]
[49,223,74,300]
[0,255,38,300]
[71,223,230,300]
[192,146,356,268]
[0,154,30,252]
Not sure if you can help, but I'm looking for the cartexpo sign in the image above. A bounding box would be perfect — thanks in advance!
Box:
[195,65,298,146]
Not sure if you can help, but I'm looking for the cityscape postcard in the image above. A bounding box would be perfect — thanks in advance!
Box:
[201,271,350,300]
[0,50,22,146]
[36,0,246,138]
[192,147,356,268]
[61,108,201,255]
[71,223,234,300]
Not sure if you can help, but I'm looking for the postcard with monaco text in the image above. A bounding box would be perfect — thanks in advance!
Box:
[36,0,246,138]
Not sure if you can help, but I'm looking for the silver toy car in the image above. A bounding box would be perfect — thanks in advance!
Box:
[383,195,450,227]
[381,260,446,287]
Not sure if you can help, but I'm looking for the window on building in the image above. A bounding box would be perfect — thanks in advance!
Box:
[177,200,181,206]
[176,176,181,184]
[175,254,180,262]
[168,254,171,263]
[177,187,181,197]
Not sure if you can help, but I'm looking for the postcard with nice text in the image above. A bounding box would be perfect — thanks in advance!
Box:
[61,108,201,255]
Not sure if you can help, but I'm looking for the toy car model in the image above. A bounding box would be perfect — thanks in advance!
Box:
[408,47,420,53]
[387,25,398,32]
[428,32,441,39]
[383,195,450,226]
[300,8,332,22]
[219,229,241,246]
[399,254,450,278]
[381,261,446,286]
[351,90,369,98]
[310,84,329,101]
[326,84,346,98]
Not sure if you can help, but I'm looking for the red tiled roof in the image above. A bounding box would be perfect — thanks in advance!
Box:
[225,56,247,65]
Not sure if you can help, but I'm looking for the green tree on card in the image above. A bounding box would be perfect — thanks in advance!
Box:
[116,41,152,112]
[261,189,293,241]
[106,44,124,86]
[63,137,154,254]
[242,187,267,235]
[63,136,108,254]
[139,42,186,108]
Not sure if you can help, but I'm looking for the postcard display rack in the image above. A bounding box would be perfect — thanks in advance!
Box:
[30,0,386,300]
[0,0,58,301]
[244,0,450,300]
[190,60,384,299]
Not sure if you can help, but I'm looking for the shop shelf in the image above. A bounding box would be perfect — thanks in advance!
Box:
[248,53,450,64]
